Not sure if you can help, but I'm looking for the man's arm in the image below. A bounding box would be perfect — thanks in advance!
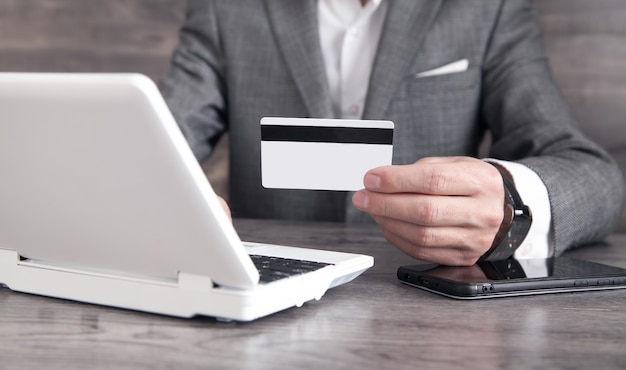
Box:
[353,0,624,265]
[159,0,227,163]
[481,0,624,255]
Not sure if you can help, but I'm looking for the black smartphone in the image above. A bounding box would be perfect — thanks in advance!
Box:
[397,257,626,299]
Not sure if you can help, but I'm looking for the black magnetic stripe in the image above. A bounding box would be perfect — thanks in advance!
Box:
[261,125,393,145]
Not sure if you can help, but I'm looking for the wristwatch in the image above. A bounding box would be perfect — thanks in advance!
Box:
[480,165,532,262]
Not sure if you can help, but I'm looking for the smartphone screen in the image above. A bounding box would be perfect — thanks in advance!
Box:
[397,257,626,299]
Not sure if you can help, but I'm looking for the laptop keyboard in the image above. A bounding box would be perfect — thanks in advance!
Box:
[249,254,332,283]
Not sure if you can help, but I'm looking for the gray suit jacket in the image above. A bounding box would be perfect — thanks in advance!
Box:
[160,0,624,255]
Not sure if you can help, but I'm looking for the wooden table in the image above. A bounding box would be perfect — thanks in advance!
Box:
[1,219,625,369]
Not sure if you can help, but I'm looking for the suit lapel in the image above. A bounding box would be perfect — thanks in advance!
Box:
[264,0,333,118]
[362,0,443,120]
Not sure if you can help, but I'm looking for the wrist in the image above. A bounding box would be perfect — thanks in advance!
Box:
[480,163,532,261]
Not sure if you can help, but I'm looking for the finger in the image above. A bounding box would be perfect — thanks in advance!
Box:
[353,191,503,229]
[382,229,479,266]
[375,219,487,265]
[374,215,495,256]
[364,157,501,196]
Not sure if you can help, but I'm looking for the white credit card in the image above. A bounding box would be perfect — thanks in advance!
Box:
[261,117,394,191]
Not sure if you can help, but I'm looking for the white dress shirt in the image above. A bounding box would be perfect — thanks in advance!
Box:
[317,0,551,258]
[318,0,388,119]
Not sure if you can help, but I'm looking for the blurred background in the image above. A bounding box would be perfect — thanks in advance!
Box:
[0,0,624,230]
[0,0,229,198]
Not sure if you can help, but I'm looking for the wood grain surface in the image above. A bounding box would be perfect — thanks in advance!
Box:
[0,219,625,370]
[0,0,184,77]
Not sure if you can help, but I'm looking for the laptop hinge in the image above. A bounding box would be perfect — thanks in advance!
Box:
[178,272,214,292]
[0,249,19,265]
[0,249,19,287]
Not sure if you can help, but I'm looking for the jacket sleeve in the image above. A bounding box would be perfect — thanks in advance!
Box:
[481,0,625,254]
[159,0,226,162]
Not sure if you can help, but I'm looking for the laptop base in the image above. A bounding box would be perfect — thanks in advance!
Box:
[0,248,371,321]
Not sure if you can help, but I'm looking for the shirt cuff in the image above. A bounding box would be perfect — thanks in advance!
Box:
[485,159,553,259]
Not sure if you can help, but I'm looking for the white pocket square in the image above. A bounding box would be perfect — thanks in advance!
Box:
[415,59,469,78]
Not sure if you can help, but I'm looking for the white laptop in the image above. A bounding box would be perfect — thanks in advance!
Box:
[0,73,373,321]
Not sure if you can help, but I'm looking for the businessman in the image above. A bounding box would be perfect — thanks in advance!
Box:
[160,0,625,265]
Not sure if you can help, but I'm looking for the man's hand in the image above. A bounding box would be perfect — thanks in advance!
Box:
[217,195,232,221]
[352,157,505,266]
